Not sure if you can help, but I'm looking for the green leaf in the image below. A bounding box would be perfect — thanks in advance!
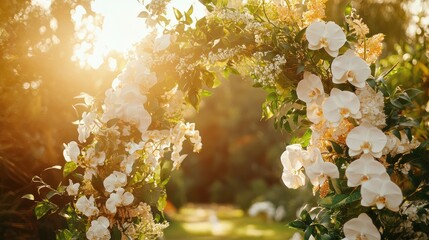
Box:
[300,209,312,225]
[329,141,344,154]
[186,5,193,16]
[185,13,193,25]
[111,225,122,240]
[173,7,183,20]
[188,92,200,110]
[22,194,35,201]
[63,161,77,177]
[56,229,73,240]
[295,27,307,42]
[319,191,361,209]
[304,225,315,240]
[157,193,167,211]
[201,90,213,97]
[35,200,58,220]
[405,88,422,99]
[289,220,307,230]
[137,11,149,18]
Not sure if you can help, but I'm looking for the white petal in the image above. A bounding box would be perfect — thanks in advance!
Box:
[343,213,381,240]
[331,55,349,83]
[306,21,326,48]
[282,171,306,189]
[325,21,346,51]
[296,73,324,103]
[106,197,117,213]
[122,192,134,206]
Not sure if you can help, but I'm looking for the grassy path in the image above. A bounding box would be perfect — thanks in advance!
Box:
[164,204,296,239]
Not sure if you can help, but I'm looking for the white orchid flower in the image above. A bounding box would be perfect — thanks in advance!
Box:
[361,178,403,211]
[63,141,80,163]
[346,122,387,158]
[306,97,325,124]
[281,144,310,169]
[75,195,99,217]
[103,171,128,193]
[345,155,389,187]
[343,213,381,240]
[323,88,361,125]
[106,188,134,214]
[86,216,111,240]
[66,179,80,196]
[331,50,371,88]
[280,144,309,189]
[306,21,346,57]
[296,72,324,103]
[305,161,339,187]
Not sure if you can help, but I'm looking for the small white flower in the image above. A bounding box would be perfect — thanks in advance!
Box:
[296,72,324,103]
[105,188,134,214]
[343,213,380,240]
[345,155,389,187]
[323,88,361,125]
[346,122,387,158]
[103,171,127,193]
[86,216,110,240]
[86,148,106,168]
[306,21,347,57]
[63,141,80,162]
[153,34,171,52]
[83,168,97,181]
[121,154,137,175]
[305,161,339,187]
[171,152,187,170]
[66,179,80,196]
[331,50,371,88]
[361,178,403,211]
[77,124,91,143]
[75,195,99,217]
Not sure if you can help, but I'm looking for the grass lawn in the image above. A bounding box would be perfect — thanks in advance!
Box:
[163,204,296,240]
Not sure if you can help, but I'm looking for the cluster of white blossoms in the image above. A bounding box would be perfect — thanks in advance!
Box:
[61,34,202,239]
[251,52,287,86]
[280,20,419,239]
[392,200,429,240]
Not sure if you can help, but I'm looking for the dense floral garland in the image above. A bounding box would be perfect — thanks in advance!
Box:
[30,0,429,239]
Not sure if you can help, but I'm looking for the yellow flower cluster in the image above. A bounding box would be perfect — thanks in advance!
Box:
[276,0,302,25]
[355,33,385,64]
[303,0,328,25]
[346,16,369,38]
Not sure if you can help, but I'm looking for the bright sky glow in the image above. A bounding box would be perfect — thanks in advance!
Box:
[31,0,53,12]
[71,0,207,70]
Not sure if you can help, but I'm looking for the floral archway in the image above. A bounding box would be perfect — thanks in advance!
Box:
[29,1,429,239]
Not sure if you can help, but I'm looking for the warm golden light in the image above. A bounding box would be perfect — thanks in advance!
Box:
[70,0,207,70]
